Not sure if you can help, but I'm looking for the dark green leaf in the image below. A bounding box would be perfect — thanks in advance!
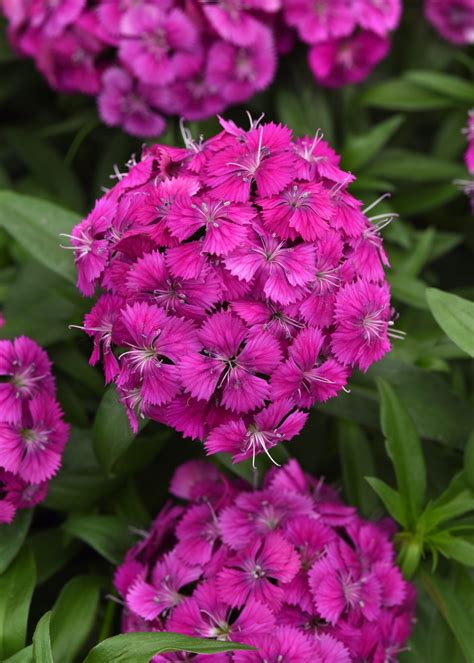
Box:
[377,379,426,523]
[93,385,147,475]
[405,71,474,104]
[427,289,474,357]
[337,421,377,517]
[50,575,102,663]
[62,515,132,564]
[389,273,428,310]
[32,612,53,663]
[0,192,80,283]
[3,646,33,663]
[30,528,79,585]
[360,79,455,110]
[0,509,32,574]
[465,431,474,490]
[0,547,36,659]
[362,149,465,182]
[422,566,474,660]
[398,227,436,278]
[83,632,252,663]
[341,114,404,171]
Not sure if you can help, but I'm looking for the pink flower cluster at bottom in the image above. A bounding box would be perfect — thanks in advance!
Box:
[0,337,69,524]
[115,460,415,662]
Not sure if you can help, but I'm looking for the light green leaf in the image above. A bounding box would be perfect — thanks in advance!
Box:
[337,421,377,517]
[427,289,474,357]
[465,431,474,490]
[32,613,53,663]
[362,149,466,182]
[62,515,132,564]
[83,633,252,663]
[366,477,407,526]
[3,646,33,663]
[377,379,426,524]
[423,490,474,533]
[0,191,80,283]
[50,575,102,663]
[0,509,32,574]
[0,547,36,659]
[341,114,404,171]
[93,385,148,475]
[428,532,474,567]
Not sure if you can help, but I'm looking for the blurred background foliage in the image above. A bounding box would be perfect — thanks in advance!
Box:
[0,1,474,661]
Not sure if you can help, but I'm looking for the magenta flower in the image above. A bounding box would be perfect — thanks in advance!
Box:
[283,0,355,44]
[119,5,200,86]
[115,460,415,661]
[465,110,474,174]
[0,337,69,524]
[308,30,390,87]
[69,116,394,462]
[425,0,474,44]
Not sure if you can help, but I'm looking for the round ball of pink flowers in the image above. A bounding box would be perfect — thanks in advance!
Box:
[114,459,416,662]
[69,116,397,465]
[0,336,70,524]
[425,0,474,45]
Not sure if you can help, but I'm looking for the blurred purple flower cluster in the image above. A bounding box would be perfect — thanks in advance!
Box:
[2,0,401,137]
[425,0,474,45]
[0,337,69,524]
[69,117,396,464]
[115,459,416,663]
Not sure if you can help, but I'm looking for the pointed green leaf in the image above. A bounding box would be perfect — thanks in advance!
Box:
[62,515,132,564]
[32,613,53,663]
[0,509,32,574]
[0,547,36,659]
[377,379,426,523]
[50,575,102,663]
[83,633,252,663]
[428,532,474,567]
[366,477,408,526]
[427,289,474,357]
[360,79,455,110]
[423,490,474,533]
[405,71,474,104]
[341,114,404,170]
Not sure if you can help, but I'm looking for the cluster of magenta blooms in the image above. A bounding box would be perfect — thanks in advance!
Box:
[115,459,416,662]
[461,109,474,212]
[68,117,398,465]
[2,0,401,138]
[425,0,474,46]
[0,336,69,524]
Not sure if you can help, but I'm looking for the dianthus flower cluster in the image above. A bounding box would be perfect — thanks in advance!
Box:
[0,337,70,524]
[459,110,474,213]
[282,0,401,87]
[1,0,283,137]
[2,1,401,137]
[425,0,474,45]
[69,118,398,464]
[115,459,416,662]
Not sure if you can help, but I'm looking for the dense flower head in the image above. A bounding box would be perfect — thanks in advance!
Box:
[425,0,474,45]
[69,117,397,463]
[114,459,416,662]
[0,336,69,524]
[1,1,402,137]
[283,0,401,87]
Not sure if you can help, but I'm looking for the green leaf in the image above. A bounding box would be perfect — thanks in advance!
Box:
[0,192,80,283]
[405,71,474,104]
[83,632,252,663]
[395,182,461,216]
[337,421,377,517]
[0,509,32,574]
[93,385,148,475]
[360,79,455,110]
[366,477,407,526]
[341,114,404,171]
[3,128,84,211]
[32,613,53,663]
[362,148,466,183]
[423,490,474,533]
[3,646,33,663]
[428,532,474,566]
[388,273,428,310]
[50,575,102,663]
[0,547,36,659]
[30,528,79,585]
[398,227,436,278]
[63,515,132,564]
[427,289,474,358]
[377,379,426,524]
[422,566,474,660]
